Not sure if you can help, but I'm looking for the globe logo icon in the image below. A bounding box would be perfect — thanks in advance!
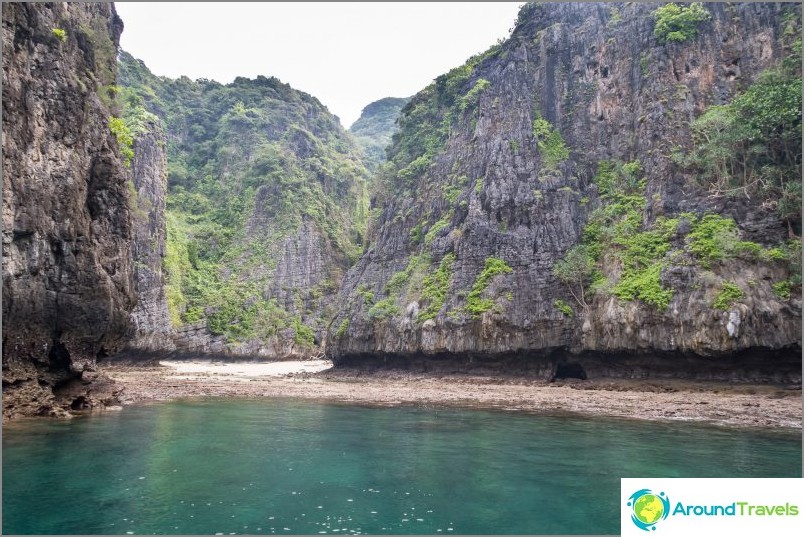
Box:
[627,489,670,531]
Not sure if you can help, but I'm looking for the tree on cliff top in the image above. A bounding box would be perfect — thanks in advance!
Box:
[653,3,711,43]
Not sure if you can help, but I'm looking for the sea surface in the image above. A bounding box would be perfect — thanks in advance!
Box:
[3,398,801,535]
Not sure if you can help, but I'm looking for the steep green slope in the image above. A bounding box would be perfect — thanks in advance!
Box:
[118,52,370,356]
[349,97,410,171]
[327,2,801,381]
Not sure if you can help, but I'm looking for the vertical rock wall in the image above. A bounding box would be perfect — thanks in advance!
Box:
[2,2,133,419]
[127,118,175,351]
[327,2,801,381]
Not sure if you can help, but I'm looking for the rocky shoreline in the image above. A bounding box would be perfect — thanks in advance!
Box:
[98,360,803,430]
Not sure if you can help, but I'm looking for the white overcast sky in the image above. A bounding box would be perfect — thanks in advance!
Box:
[114,2,524,128]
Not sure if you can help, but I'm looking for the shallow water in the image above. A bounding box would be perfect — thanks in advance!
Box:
[3,398,801,534]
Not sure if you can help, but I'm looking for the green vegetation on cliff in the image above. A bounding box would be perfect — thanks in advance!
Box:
[552,9,802,314]
[108,116,134,165]
[119,52,370,349]
[553,244,595,308]
[672,13,802,234]
[462,257,513,317]
[532,110,570,171]
[51,27,67,42]
[418,253,456,321]
[556,159,801,312]
[713,282,745,310]
[378,43,502,194]
[349,97,410,172]
[652,3,711,43]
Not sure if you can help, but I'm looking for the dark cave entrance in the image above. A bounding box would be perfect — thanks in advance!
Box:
[552,362,587,381]
[70,396,88,410]
[48,340,71,372]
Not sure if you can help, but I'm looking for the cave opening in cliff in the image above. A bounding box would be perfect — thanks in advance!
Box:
[48,340,71,372]
[70,396,88,410]
[552,362,587,381]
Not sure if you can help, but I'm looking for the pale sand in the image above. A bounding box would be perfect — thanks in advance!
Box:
[159,359,333,380]
[102,360,803,429]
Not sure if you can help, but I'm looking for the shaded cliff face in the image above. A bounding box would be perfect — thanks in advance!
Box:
[349,97,410,171]
[127,117,174,351]
[2,2,132,418]
[328,2,802,381]
[118,53,371,358]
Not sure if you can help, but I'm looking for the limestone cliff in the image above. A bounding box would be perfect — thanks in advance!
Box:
[2,2,133,419]
[126,116,175,352]
[327,2,802,382]
[118,53,371,358]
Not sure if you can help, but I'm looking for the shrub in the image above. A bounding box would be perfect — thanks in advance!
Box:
[367,298,401,320]
[464,257,513,317]
[444,185,463,205]
[292,319,315,347]
[459,79,491,113]
[673,65,801,229]
[593,159,644,198]
[532,112,569,170]
[788,239,802,284]
[385,253,431,302]
[554,299,574,317]
[540,130,570,169]
[52,28,67,42]
[357,285,374,305]
[164,214,192,327]
[733,241,762,259]
[713,282,744,310]
[687,214,738,267]
[621,160,643,187]
[397,153,432,184]
[613,263,673,310]
[766,247,788,261]
[772,281,792,300]
[335,318,349,338]
[417,253,456,321]
[409,222,424,244]
[532,118,552,139]
[424,214,451,245]
[109,116,134,166]
[387,269,411,295]
[653,3,711,43]
[553,244,594,307]
[593,160,619,198]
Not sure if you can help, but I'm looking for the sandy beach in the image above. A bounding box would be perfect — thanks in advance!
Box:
[101,360,803,429]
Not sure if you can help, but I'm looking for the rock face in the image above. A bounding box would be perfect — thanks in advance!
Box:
[126,118,175,352]
[2,2,133,419]
[327,2,801,382]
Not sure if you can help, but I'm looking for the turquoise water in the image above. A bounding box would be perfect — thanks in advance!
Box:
[2,398,801,535]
